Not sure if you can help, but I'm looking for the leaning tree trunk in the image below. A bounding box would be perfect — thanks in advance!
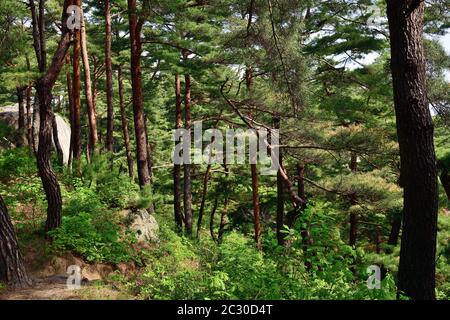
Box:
[105,0,114,153]
[0,196,31,288]
[36,81,64,232]
[173,74,183,232]
[128,0,152,189]
[386,0,439,300]
[35,0,73,232]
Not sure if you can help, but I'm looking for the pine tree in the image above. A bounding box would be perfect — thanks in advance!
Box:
[386,0,439,300]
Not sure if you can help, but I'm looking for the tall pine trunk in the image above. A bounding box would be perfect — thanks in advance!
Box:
[105,0,114,153]
[118,66,134,180]
[0,196,31,288]
[246,67,261,251]
[173,74,183,232]
[80,7,98,154]
[72,0,82,163]
[128,0,152,188]
[386,0,439,300]
[66,55,74,168]
[183,73,193,235]
[38,0,46,71]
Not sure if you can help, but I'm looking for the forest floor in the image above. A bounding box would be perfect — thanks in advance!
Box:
[0,271,134,300]
[0,275,128,300]
[1,277,99,300]
[0,244,133,300]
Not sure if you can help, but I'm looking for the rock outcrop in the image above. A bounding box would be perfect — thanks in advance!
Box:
[119,208,159,243]
[0,104,71,164]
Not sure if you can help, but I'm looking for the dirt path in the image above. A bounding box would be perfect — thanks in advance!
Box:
[0,276,125,300]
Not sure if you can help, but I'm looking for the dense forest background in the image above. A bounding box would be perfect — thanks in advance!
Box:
[0,0,449,300]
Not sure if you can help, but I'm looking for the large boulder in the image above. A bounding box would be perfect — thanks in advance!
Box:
[119,208,159,243]
[0,104,71,164]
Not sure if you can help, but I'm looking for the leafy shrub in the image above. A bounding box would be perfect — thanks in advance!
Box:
[0,148,35,179]
[63,185,104,217]
[48,211,134,264]
[49,184,136,264]
[135,211,398,300]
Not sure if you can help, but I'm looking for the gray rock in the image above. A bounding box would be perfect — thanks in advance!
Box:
[120,208,159,243]
[0,104,71,164]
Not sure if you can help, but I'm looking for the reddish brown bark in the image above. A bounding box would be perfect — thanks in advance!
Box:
[65,55,74,167]
[128,0,152,188]
[72,0,82,163]
[105,0,114,152]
